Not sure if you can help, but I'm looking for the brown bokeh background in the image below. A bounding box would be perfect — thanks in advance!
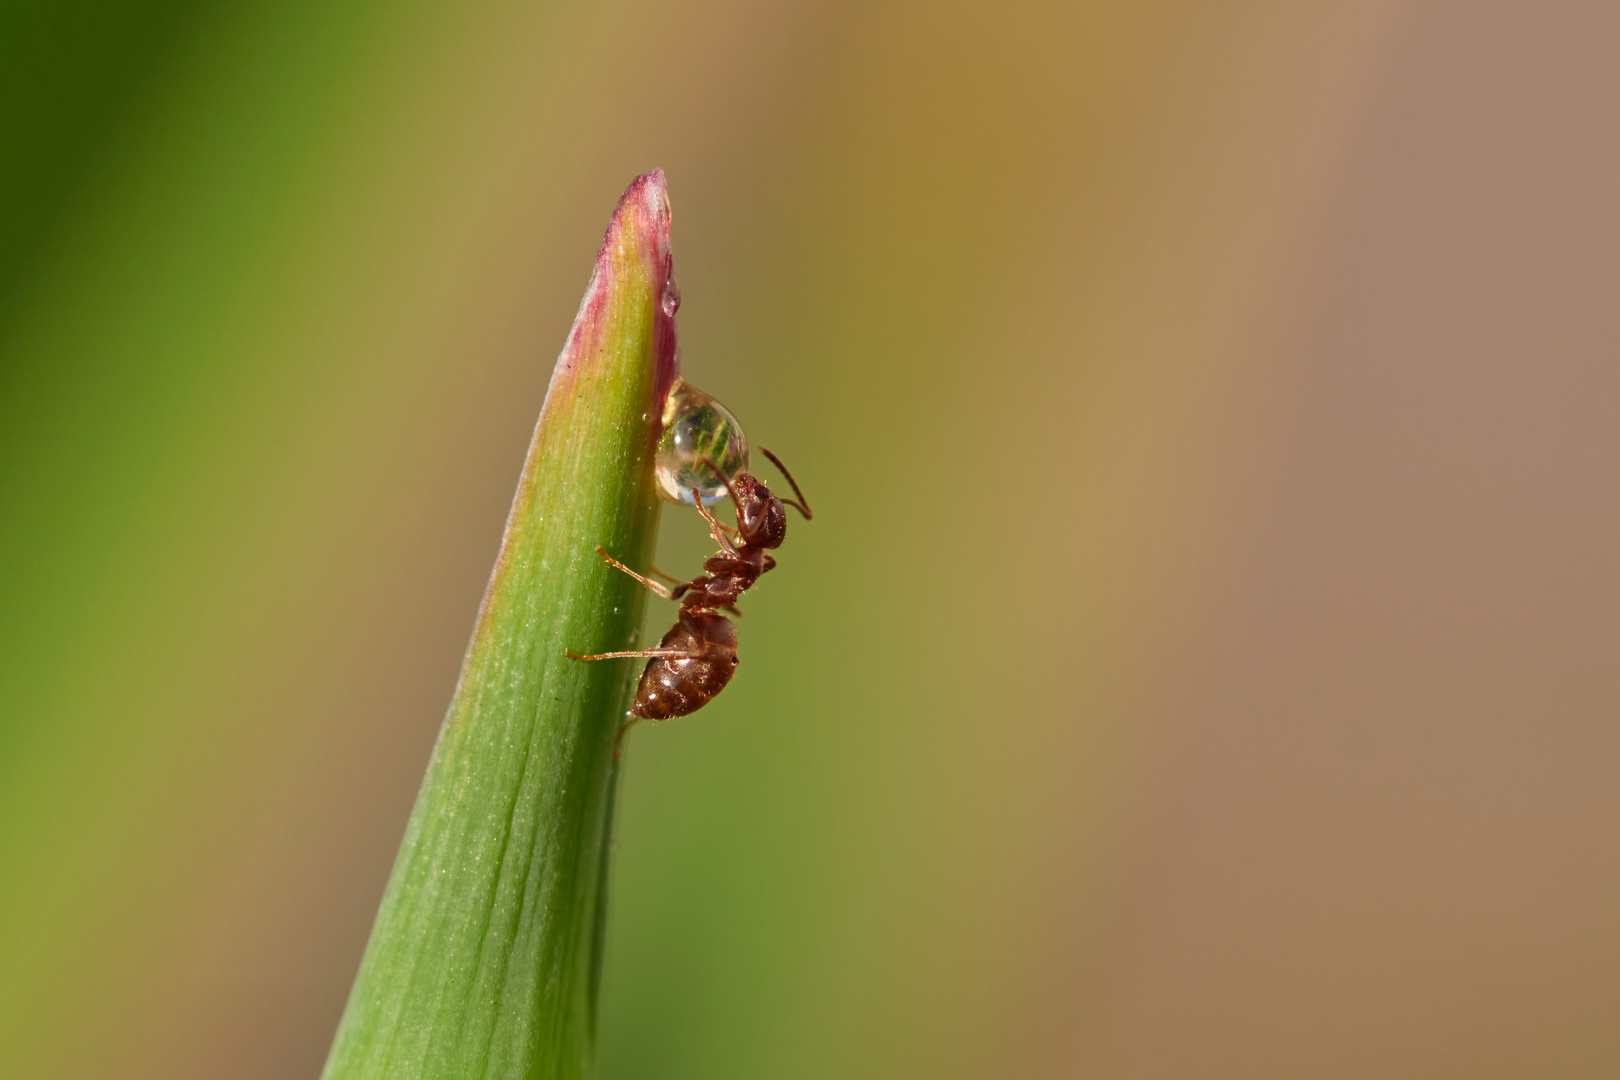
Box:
[1,1,1616,1077]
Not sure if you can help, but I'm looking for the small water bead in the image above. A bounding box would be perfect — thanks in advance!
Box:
[654,378,748,505]
[660,278,682,317]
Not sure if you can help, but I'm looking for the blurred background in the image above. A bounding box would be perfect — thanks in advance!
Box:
[3,0,1617,1076]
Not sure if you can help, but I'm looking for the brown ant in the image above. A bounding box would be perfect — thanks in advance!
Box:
[566,448,811,748]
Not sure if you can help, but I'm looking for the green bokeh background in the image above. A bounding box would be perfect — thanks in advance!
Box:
[6,2,1619,1078]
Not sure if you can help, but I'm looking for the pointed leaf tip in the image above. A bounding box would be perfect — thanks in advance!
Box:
[549,170,679,412]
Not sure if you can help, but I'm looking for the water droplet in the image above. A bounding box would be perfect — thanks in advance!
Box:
[655,379,747,505]
[660,278,682,317]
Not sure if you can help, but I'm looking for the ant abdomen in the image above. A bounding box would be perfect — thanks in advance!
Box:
[632,611,739,719]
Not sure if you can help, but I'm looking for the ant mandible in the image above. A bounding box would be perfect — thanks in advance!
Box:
[566,447,812,747]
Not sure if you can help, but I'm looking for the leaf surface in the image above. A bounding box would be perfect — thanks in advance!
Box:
[323,170,679,1080]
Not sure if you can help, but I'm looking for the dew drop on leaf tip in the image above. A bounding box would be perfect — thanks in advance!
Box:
[654,378,748,505]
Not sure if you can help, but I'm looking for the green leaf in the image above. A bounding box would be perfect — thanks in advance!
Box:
[322,171,679,1080]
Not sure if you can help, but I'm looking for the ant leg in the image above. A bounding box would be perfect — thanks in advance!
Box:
[594,545,674,599]
[566,646,703,662]
[647,563,685,585]
[614,714,652,759]
[571,604,717,665]
[695,460,752,540]
[690,488,739,554]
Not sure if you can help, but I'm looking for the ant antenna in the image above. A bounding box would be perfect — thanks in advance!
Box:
[759,447,813,519]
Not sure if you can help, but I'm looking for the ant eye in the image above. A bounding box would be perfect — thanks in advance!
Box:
[655,379,749,505]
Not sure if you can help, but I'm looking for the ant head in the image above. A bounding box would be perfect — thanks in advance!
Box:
[732,473,788,549]
[701,448,807,551]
